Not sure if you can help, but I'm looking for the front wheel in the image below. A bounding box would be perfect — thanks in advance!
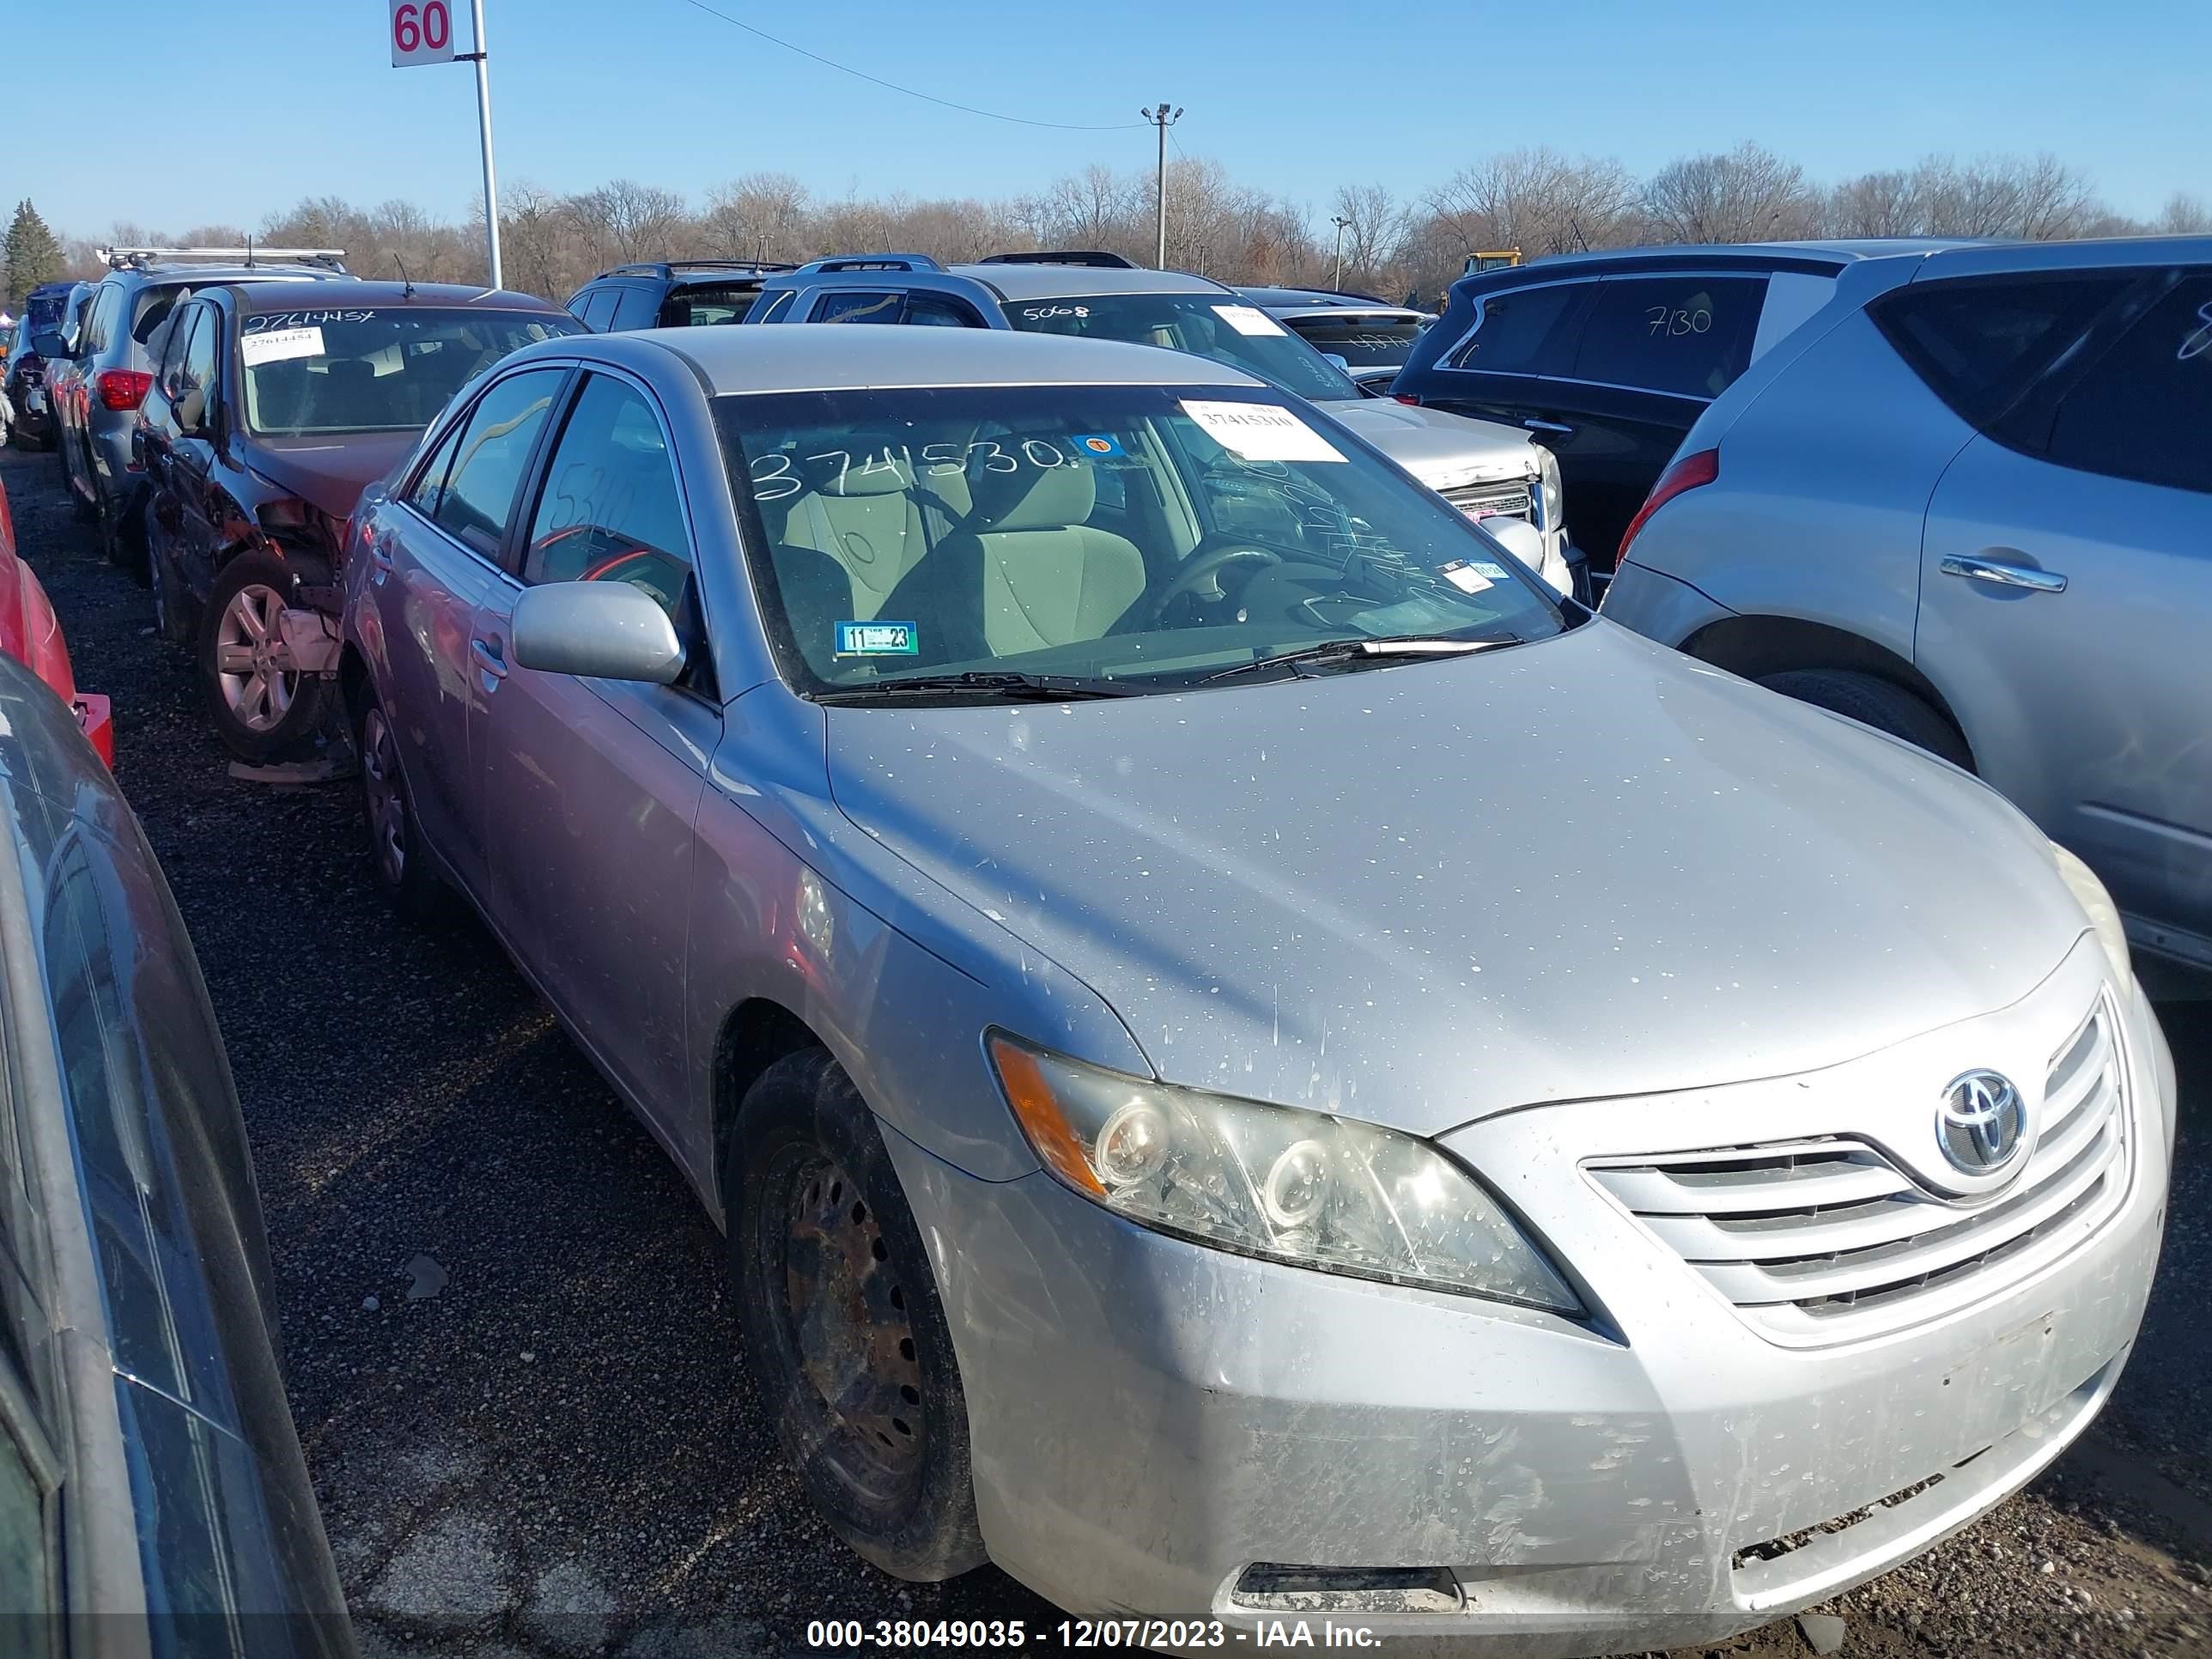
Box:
[1757,668,1974,771]
[198,548,325,761]
[729,1050,987,1583]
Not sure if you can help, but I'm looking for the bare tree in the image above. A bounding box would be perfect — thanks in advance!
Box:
[700,173,811,263]
[566,180,690,267]
[2157,191,2212,234]
[1644,143,1819,244]
[1328,183,1407,290]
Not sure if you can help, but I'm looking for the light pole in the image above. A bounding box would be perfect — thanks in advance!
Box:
[467,0,502,289]
[1330,215,1352,290]
[1142,102,1182,270]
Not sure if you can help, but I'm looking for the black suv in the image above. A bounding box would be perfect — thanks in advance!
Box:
[563,259,793,331]
[135,278,579,759]
[1389,241,1969,574]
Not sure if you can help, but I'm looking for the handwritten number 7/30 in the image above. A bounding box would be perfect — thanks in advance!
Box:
[1646,305,1714,337]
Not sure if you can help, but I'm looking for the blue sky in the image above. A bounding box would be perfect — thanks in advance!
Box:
[20,0,2210,237]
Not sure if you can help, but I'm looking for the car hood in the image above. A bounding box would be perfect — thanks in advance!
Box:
[247,431,421,520]
[822,623,2085,1139]
[1317,398,1534,490]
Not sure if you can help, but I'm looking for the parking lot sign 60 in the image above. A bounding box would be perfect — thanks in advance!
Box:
[390,0,455,66]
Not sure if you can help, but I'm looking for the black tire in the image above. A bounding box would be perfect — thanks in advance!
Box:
[197,547,325,762]
[1758,668,1974,771]
[64,445,94,522]
[97,483,146,578]
[146,499,193,647]
[728,1050,987,1583]
[354,684,447,921]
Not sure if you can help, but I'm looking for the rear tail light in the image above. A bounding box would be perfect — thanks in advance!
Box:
[96,369,155,411]
[1393,392,1420,405]
[1617,448,1718,566]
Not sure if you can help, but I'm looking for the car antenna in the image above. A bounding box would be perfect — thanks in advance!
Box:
[393,257,416,299]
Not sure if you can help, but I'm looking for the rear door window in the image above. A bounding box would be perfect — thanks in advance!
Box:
[1449,282,1591,376]
[1571,276,1765,399]
[2002,271,2212,495]
[573,289,618,331]
[430,367,568,559]
[607,285,662,332]
[903,293,985,328]
[1871,273,2130,428]
[811,291,903,325]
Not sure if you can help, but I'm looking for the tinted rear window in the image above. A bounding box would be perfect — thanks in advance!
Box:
[1282,315,1426,368]
[1871,273,2130,428]
[1450,283,1589,375]
[1571,276,1765,399]
[1996,270,2212,495]
[660,284,759,326]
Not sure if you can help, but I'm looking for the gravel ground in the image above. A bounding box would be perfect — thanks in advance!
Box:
[5,441,2209,1659]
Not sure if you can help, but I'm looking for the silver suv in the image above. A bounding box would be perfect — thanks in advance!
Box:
[1602,236,2212,975]
[49,246,346,565]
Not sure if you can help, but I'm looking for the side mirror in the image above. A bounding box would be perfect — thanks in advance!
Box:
[511,580,685,684]
[1482,516,1548,570]
[1323,353,1352,374]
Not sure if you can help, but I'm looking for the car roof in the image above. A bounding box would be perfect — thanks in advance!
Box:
[229,280,566,313]
[1502,238,1989,275]
[945,262,1237,302]
[641,322,1265,396]
[103,262,342,288]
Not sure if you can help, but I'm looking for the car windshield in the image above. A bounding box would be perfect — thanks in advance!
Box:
[717,384,1568,702]
[238,307,580,434]
[1001,293,1361,403]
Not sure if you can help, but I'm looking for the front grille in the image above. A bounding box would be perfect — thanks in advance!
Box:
[1440,480,1534,527]
[1589,999,2128,1344]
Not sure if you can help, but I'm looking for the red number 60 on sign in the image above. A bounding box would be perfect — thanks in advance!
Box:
[391,0,456,66]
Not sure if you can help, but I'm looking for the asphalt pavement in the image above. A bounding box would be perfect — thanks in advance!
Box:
[4,441,2209,1659]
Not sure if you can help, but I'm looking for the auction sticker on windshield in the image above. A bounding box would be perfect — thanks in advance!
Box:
[1181,400,1345,464]
[240,326,325,367]
[1211,304,1285,337]
[836,621,921,657]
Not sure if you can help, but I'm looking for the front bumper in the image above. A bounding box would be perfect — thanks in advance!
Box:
[887,957,2169,1655]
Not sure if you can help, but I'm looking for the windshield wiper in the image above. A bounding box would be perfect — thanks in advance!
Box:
[1199,635,1521,684]
[816,671,1139,704]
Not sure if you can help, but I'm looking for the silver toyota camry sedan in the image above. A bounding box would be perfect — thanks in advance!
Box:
[337,325,2173,1656]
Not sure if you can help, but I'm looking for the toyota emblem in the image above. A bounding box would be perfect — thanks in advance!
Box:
[1936,1071,2027,1180]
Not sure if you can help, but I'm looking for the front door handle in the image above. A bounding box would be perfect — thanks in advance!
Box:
[1940,554,2068,593]
[1522,417,1574,436]
[470,637,509,683]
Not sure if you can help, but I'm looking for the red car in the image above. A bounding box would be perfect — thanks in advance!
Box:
[0,480,112,765]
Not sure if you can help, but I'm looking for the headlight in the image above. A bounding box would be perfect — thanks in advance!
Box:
[2048,842,2130,983]
[988,1034,1581,1312]
[1535,446,1563,531]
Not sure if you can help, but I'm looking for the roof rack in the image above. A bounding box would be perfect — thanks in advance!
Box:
[599,258,799,280]
[796,253,945,275]
[97,245,349,273]
[977,250,1139,270]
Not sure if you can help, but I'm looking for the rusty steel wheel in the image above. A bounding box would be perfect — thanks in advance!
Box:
[777,1153,930,1496]
[730,1049,985,1582]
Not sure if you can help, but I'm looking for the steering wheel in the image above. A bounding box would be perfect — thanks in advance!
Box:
[1146,535,1283,625]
